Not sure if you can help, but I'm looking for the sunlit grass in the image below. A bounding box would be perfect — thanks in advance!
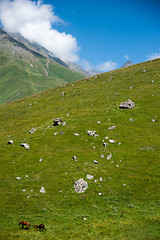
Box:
[0,58,160,239]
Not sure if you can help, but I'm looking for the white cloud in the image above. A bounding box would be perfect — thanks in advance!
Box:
[147,51,160,60]
[81,59,93,72]
[96,61,117,72]
[0,0,79,62]
[81,59,117,73]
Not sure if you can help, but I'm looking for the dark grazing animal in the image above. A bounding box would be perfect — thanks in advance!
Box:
[34,224,46,231]
[19,221,31,229]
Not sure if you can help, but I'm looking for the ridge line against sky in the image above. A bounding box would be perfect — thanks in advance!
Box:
[0,0,160,72]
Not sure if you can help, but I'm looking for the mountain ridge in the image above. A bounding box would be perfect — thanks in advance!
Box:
[122,60,134,68]
[0,28,85,104]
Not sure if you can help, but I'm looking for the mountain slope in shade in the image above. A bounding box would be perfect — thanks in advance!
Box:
[0,28,85,104]
[8,31,94,76]
[9,31,70,69]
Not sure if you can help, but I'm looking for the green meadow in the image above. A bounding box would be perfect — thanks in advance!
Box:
[0,58,160,239]
[0,50,84,105]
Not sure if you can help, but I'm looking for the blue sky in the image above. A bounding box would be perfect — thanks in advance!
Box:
[0,0,160,71]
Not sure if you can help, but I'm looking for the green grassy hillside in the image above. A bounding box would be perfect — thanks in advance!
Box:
[0,58,160,239]
[0,28,84,105]
[0,51,84,105]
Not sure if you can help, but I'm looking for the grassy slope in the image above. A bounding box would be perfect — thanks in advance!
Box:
[0,58,160,239]
[0,51,84,105]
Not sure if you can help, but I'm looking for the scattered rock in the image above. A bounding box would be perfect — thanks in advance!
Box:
[97,121,100,124]
[74,178,88,193]
[107,154,112,160]
[60,131,64,135]
[62,122,67,126]
[151,119,156,122]
[119,99,135,109]
[139,146,156,150]
[72,156,77,161]
[103,143,108,147]
[7,140,13,145]
[53,118,63,126]
[101,154,105,159]
[40,187,46,193]
[86,174,94,180]
[87,130,96,136]
[20,143,30,150]
[94,160,98,164]
[130,118,134,122]
[108,126,116,131]
[109,139,116,143]
[61,92,66,95]
[94,134,99,138]
[74,133,80,136]
[29,128,36,134]
[16,177,21,180]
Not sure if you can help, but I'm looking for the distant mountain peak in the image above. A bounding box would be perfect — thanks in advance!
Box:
[122,60,134,68]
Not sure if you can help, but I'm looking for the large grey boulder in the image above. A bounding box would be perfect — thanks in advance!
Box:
[119,99,135,109]
[74,178,88,193]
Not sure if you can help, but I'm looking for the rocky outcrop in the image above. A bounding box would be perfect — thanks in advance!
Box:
[122,60,134,68]
[53,118,63,126]
[119,99,135,109]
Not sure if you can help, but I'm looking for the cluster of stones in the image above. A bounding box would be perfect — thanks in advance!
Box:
[8,96,136,196]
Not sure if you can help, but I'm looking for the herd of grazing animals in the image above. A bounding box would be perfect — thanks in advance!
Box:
[19,221,46,231]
